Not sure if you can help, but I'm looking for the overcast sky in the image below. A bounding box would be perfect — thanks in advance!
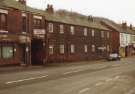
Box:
[27,0,135,26]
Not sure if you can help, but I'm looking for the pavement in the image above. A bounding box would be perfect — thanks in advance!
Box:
[0,59,105,74]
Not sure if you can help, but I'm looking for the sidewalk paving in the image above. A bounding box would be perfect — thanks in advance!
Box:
[0,60,106,74]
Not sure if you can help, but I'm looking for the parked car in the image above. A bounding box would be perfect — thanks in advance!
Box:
[107,53,121,61]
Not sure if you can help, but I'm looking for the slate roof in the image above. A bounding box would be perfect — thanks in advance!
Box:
[0,0,110,31]
[96,17,135,35]
[1,0,135,35]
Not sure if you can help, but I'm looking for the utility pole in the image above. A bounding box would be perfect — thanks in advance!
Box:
[24,2,30,66]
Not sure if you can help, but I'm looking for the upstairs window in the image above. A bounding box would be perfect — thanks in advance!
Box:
[33,19,42,28]
[71,44,75,53]
[22,17,26,32]
[0,13,7,30]
[60,44,64,54]
[84,28,88,36]
[48,23,53,33]
[84,45,88,53]
[60,24,64,34]
[70,26,75,35]
[92,29,95,37]
[101,31,104,38]
[1,14,6,23]
[107,32,110,38]
[107,45,110,52]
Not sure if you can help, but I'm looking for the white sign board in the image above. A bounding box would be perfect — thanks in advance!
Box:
[33,29,45,35]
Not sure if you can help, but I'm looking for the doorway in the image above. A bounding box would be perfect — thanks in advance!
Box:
[31,39,45,65]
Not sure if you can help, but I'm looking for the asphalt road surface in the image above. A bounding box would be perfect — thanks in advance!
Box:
[0,57,135,94]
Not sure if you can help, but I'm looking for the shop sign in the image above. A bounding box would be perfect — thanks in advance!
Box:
[0,30,8,33]
[33,29,45,35]
[19,36,30,43]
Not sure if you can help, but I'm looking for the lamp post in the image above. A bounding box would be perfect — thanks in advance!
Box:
[24,2,30,66]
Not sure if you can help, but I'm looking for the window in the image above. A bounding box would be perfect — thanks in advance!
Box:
[101,31,104,38]
[84,28,88,36]
[48,23,53,33]
[22,17,26,32]
[33,19,41,27]
[92,45,95,52]
[49,45,54,55]
[1,14,6,23]
[2,46,13,59]
[0,47,1,58]
[0,13,7,30]
[71,44,75,53]
[60,45,64,54]
[70,26,75,35]
[60,24,64,34]
[107,45,110,52]
[84,45,88,53]
[107,32,110,38]
[92,29,95,37]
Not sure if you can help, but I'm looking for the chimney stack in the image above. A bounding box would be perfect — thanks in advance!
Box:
[129,24,133,30]
[18,0,26,5]
[122,22,127,29]
[46,4,54,14]
[88,15,93,22]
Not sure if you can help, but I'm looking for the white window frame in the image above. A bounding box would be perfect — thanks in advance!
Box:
[84,45,88,53]
[71,44,75,53]
[101,31,104,38]
[48,23,53,33]
[49,45,54,55]
[84,28,88,36]
[60,44,64,54]
[92,29,95,37]
[70,26,75,35]
[2,46,14,59]
[107,32,110,38]
[0,9,8,14]
[92,45,95,52]
[60,24,64,34]
[107,45,110,52]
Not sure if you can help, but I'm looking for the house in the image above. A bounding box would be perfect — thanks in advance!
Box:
[0,0,129,66]
[119,23,135,57]
[99,18,135,57]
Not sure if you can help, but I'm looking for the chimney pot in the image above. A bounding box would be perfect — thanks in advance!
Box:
[46,4,54,14]
[130,24,132,30]
[18,0,26,5]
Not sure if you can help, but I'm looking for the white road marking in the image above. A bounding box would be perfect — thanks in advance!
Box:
[114,76,120,80]
[79,88,91,93]
[63,70,82,75]
[5,75,48,84]
[105,78,113,82]
[95,82,104,86]
[63,71,74,75]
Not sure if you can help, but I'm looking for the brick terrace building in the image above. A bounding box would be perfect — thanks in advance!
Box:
[0,0,120,66]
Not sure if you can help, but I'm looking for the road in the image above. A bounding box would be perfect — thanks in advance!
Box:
[0,57,135,94]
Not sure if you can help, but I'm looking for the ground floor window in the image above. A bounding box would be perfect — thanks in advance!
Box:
[49,45,54,55]
[60,45,64,54]
[2,46,14,59]
[92,45,95,52]
[84,45,88,53]
[70,44,75,53]
[0,45,14,59]
[107,45,110,52]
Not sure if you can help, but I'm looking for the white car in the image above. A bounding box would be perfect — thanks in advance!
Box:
[107,53,121,61]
